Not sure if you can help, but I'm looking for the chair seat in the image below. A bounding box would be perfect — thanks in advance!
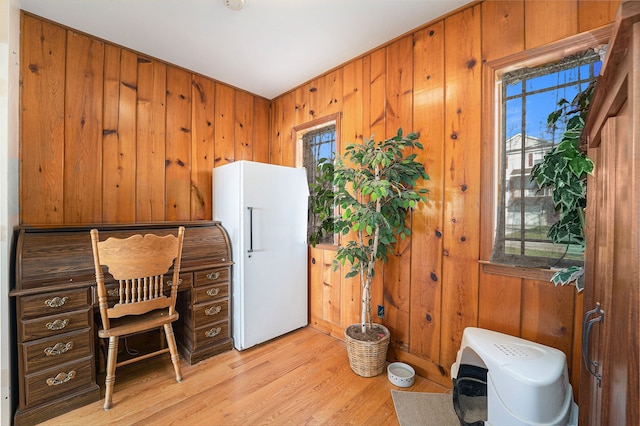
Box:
[98,310,179,339]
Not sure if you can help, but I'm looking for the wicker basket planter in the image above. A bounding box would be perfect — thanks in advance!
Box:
[344,323,391,377]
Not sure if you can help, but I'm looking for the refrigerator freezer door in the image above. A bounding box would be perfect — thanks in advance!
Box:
[213,161,309,350]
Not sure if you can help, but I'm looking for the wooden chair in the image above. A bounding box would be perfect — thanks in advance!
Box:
[90,226,185,410]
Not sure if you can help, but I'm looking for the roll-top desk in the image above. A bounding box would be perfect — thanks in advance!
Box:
[10,222,233,425]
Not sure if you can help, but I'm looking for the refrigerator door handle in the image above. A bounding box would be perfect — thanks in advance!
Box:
[247,206,254,253]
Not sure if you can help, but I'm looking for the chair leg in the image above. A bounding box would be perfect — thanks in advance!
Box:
[164,323,183,382]
[103,336,119,410]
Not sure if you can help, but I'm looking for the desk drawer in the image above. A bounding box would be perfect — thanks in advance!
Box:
[194,282,229,304]
[22,328,92,375]
[21,309,92,342]
[194,267,229,287]
[166,273,192,289]
[194,319,230,348]
[193,298,229,328]
[24,357,94,408]
[20,288,91,320]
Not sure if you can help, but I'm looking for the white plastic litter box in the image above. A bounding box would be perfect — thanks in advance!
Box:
[450,327,578,425]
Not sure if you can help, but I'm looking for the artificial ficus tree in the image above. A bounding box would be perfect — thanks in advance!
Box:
[310,129,429,335]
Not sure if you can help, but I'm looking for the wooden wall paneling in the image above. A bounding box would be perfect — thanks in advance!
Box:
[477,273,522,336]
[340,59,364,330]
[269,96,283,165]
[410,22,445,363]
[521,279,575,362]
[165,67,192,221]
[309,246,326,332]
[366,47,387,323]
[235,90,254,161]
[20,14,66,225]
[102,45,120,215]
[579,0,621,32]
[481,1,525,64]
[281,91,296,167]
[294,84,310,126]
[253,97,270,164]
[385,36,414,135]
[309,247,344,339]
[341,58,364,146]
[323,69,343,117]
[382,35,414,351]
[340,270,361,332]
[321,249,341,326]
[525,0,578,49]
[190,75,215,220]
[308,77,325,120]
[102,47,137,223]
[477,1,525,344]
[136,58,167,222]
[64,31,104,224]
[440,5,482,365]
[214,83,235,167]
[368,49,386,140]
[361,55,372,144]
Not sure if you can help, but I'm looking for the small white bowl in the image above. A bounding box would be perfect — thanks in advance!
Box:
[387,362,415,387]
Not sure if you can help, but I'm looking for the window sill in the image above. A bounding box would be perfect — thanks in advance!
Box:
[479,260,555,282]
[309,243,338,251]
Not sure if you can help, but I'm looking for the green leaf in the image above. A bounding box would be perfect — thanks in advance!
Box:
[551,266,584,290]
[568,155,594,177]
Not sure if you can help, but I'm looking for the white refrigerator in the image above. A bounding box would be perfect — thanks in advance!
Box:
[213,160,309,350]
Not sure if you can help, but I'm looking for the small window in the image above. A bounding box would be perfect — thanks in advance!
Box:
[491,49,601,268]
[294,115,340,246]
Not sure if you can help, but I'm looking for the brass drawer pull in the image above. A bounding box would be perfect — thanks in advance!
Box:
[206,272,220,280]
[205,305,222,316]
[44,296,68,308]
[206,327,222,338]
[44,341,74,356]
[46,370,76,386]
[46,319,69,331]
[206,288,220,297]
[167,278,183,287]
[107,288,120,297]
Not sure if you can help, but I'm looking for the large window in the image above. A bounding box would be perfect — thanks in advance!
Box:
[491,49,602,268]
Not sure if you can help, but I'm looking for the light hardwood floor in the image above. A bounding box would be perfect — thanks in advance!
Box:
[41,327,449,425]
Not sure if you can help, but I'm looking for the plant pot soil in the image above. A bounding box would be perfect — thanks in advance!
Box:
[345,324,389,342]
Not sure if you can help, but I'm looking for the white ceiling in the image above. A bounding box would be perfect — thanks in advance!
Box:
[19,0,473,99]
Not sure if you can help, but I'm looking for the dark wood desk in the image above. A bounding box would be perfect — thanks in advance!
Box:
[10,222,233,425]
